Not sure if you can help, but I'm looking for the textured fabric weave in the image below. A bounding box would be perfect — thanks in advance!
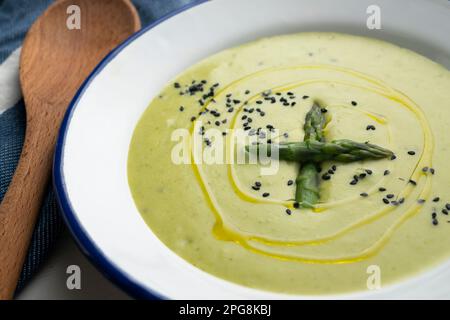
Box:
[0,0,201,294]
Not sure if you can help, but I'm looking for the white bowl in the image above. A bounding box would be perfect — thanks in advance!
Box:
[54,0,450,299]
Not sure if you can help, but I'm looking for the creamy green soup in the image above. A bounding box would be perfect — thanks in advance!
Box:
[128,33,450,295]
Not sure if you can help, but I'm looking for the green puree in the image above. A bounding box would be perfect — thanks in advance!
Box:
[128,33,450,295]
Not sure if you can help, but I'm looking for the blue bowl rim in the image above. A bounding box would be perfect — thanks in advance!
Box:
[53,0,210,300]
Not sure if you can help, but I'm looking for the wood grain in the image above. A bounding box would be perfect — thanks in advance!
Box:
[0,0,140,299]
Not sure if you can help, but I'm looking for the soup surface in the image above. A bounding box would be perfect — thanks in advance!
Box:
[128,33,450,295]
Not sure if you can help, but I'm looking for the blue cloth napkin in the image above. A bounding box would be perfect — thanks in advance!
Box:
[0,0,201,294]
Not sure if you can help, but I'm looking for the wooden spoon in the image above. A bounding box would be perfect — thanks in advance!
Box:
[0,0,140,299]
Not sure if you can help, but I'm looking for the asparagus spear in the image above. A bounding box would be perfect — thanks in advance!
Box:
[303,102,326,142]
[295,162,320,208]
[246,139,393,163]
[296,103,325,207]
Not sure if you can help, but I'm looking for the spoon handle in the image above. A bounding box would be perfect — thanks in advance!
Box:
[0,108,60,299]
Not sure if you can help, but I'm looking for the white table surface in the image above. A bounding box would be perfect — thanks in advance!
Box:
[16,229,130,300]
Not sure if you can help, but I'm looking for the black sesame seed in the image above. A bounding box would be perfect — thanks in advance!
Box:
[430,168,435,175]
[256,100,263,104]
[322,174,331,180]
[245,90,250,94]
[174,82,181,88]
[391,155,397,160]
[190,116,196,122]
[360,192,368,197]
[398,198,405,204]
[379,187,386,192]
[179,106,184,112]
[302,95,309,99]
[262,192,270,198]
[383,198,390,204]
[422,166,429,173]
[351,101,358,106]
[384,170,390,176]
[432,212,438,219]
[332,165,337,171]
[446,203,450,210]
[251,186,260,191]
[433,197,440,202]
[293,202,300,209]
[418,199,425,204]
[366,125,376,131]
[350,180,358,185]
[407,151,416,155]
[386,194,394,199]
[409,179,417,186]
[287,180,294,186]
[432,219,439,226]
[365,169,373,175]
[286,209,292,215]
[321,108,328,113]
[255,181,262,187]
[442,209,449,215]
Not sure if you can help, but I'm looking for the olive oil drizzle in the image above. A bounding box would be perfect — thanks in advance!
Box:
[189,64,434,264]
